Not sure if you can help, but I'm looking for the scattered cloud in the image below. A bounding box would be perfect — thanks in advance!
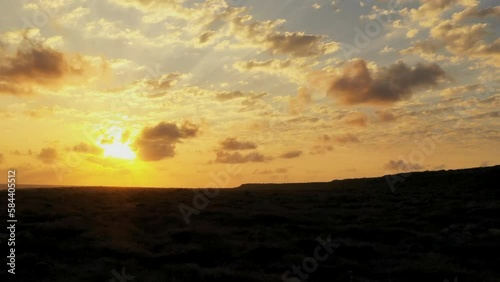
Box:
[220,138,257,150]
[214,151,270,164]
[326,60,447,105]
[342,112,369,127]
[440,84,487,96]
[133,121,199,161]
[72,142,104,155]
[280,150,302,159]
[311,134,334,155]
[375,110,397,122]
[37,147,58,164]
[332,133,360,144]
[0,29,104,96]
[289,87,312,115]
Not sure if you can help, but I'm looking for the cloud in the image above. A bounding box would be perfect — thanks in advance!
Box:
[135,72,185,98]
[311,134,334,155]
[440,84,487,96]
[234,59,292,71]
[384,159,423,172]
[280,150,302,159]
[452,6,500,22]
[375,110,397,122]
[401,39,443,56]
[72,142,104,155]
[214,91,267,103]
[380,45,395,53]
[198,30,216,44]
[342,112,369,127]
[430,20,500,63]
[215,90,246,101]
[37,147,58,164]
[431,21,486,53]
[214,135,271,164]
[226,5,339,57]
[262,32,339,57]
[410,0,477,27]
[254,167,288,174]
[214,151,269,163]
[220,138,257,150]
[109,0,189,22]
[326,60,447,105]
[289,87,312,115]
[239,93,269,112]
[0,30,102,96]
[133,121,199,161]
[233,58,305,80]
[111,0,338,57]
[332,133,360,144]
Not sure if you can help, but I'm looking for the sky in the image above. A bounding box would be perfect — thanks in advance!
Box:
[0,0,498,188]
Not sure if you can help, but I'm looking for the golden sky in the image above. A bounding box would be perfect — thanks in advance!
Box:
[0,0,499,187]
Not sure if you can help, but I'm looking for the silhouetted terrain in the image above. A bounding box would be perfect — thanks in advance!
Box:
[1,166,499,282]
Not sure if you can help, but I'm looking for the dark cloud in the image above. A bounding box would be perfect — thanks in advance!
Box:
[280,150,303,159]
[333,134,360,144]
[214,151,269,164]
[37,147,58,164]
[199,30,216,44]
[0,32,91,96]
[230,15,338,57]
[72,142,103,155]
[220,138,257,150]
[138,72,183,98]
[235,59,291,71]
[263,32,335,57]
[327,60,447,105]
[133,121,199,161]
[214,135,271,163]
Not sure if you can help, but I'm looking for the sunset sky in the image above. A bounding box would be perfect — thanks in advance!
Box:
[0,0,498,187]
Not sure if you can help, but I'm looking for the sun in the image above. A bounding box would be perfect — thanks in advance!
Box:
[102,143,136,160]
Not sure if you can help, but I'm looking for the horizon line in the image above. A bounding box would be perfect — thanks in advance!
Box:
[1,164,498,190]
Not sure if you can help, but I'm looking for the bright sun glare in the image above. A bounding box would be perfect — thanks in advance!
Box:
[102,143,136,160]
[99,127,136,160]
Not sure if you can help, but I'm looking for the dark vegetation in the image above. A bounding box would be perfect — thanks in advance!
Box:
[0,165,499,282]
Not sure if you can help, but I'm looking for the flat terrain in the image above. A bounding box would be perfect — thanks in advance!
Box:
[1,166,499,282]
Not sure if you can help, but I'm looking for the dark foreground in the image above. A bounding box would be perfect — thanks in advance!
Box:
[1,166,499,282]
